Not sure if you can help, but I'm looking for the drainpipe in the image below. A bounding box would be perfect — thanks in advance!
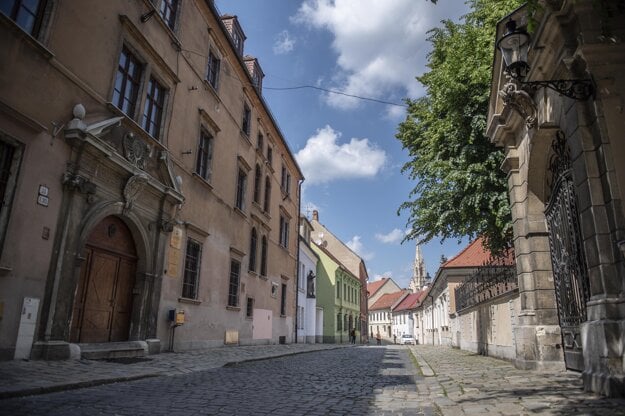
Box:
[294,179,303,344]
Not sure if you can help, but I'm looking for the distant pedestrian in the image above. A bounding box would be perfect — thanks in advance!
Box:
[393,334,397,344]
[376,332,381,345]
[349,328,356,344]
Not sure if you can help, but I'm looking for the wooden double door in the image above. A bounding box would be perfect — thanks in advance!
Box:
[71,216,138,343]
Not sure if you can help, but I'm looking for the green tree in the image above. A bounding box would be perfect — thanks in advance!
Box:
[397,0,523,251]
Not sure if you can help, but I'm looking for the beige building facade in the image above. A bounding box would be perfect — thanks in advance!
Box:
[0,0,302,360]
[487,1,625,397]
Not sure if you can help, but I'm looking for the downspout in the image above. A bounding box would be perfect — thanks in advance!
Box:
[294,179,303,343]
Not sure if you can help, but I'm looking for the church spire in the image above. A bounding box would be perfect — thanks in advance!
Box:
[409,244,427,293]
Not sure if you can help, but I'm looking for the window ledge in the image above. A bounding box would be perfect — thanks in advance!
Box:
[178,297,202,305]
[192,172,213,190]
[248,271,259,277]
[203,80,220,99]
[0,13,54,60]
[234,206,247,218]
[226,306,241,311]
[240,132,252,146]
[259,275,268,281]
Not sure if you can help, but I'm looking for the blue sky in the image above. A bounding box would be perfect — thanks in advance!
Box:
[215,0,471,288]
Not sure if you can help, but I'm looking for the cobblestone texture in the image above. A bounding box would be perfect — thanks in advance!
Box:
[0,344,624,415]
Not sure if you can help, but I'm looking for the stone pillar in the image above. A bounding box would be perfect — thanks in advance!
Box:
[502,136,565,372]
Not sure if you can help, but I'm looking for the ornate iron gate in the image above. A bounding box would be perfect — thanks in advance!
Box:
[544,131,590,372]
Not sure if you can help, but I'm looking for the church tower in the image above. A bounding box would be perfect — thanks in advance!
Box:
[408,245,427,293]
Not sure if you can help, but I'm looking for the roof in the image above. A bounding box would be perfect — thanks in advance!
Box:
[441,236,514,268]
[369,290,408,311]
[313,242,359,281]
[393,291,425,312]
[367,278,389,298]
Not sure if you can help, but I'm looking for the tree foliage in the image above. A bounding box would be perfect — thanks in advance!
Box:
[397,0,523,251]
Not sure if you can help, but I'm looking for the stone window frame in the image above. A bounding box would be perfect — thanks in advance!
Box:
[181,237,202,300]
[206,48,221,91]
[158,0,179,31]
[0,134,23,262]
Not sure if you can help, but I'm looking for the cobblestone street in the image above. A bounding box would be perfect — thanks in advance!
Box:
[1,345,624,415]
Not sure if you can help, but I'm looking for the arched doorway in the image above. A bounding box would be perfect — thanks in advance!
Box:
[70,216,138,343]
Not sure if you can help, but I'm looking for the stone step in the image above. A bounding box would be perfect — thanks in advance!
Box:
[78,341,148,360]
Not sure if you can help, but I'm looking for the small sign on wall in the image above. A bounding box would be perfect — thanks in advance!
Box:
[37,185,49,207]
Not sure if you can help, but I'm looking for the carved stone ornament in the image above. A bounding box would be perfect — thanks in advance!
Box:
[123,173,149,214]
[62,172,96,195]
[123,132,150,170]
[499,80,538,129]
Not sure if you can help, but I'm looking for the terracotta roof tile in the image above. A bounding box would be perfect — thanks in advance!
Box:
[393,292,425,312]
[366,278,388,297]
[442,237,514,268]
[370,290,408,310]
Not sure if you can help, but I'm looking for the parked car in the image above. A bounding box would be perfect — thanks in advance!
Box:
[401,334,416,345]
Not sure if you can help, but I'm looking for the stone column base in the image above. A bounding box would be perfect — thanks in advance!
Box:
[30,341,81,360]
[513,324,566,371]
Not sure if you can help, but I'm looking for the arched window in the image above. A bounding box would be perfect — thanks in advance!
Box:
[253,164,261,204]
[248,228,257,272]
[263,176,271,212]
[260,236,268,277]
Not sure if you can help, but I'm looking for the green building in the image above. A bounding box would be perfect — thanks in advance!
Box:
[313,243,362,344]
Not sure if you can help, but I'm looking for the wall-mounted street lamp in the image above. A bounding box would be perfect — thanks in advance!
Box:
[497,19,594,100]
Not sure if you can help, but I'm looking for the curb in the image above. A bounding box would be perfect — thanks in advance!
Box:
[0,373,159,400]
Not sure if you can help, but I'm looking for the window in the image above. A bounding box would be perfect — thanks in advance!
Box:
[257,133,264,152]
[297,306,304,330]
[230,27,244,55]
[336,283,340,299]
[344,314,348,332]
[1,0,46,36]
[0,138,21,254]
[260,236,268,277]
[281,165,291,196]
[206,50,220,89]
[228,259,241,307]
[253,164,261,204]
[337,313,342,331]
[279,214,289,249]
[112,47,142,118]
[142,77,166,138]
[242,104,251,136]
[246,297,254,318]
[159,0,178,30]
[263,176,271,213]
[280,283,287,316]
[235,168,247,211]
[195,130,213,181]
[267,146,273,166]
[248,228,257,272]
[182,238,202,299]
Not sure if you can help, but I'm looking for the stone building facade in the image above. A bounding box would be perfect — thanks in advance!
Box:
[0,0,302,360]
[487,1,625,397]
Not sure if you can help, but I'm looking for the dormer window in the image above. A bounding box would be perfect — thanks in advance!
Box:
[221,15,246,56]
[244,56,264,93]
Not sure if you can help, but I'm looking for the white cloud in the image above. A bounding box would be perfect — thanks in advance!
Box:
[346,235,374,261]
[295,125,386,185]
[273,30,295,54]
[293,0,468,109]
[375,228,404,244]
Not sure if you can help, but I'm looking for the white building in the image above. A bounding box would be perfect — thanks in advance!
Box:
[298,217,321,343]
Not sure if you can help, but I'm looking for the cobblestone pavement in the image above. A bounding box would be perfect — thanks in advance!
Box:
[1,346,428,416]
[410,345,625,416]
[0,343,348,399]
[1,344,624,415]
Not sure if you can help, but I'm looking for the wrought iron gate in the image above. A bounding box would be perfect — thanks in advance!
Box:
[544,131,590,372]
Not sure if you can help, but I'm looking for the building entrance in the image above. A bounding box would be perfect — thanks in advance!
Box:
[545,132,590,372]
[70,216,137,343]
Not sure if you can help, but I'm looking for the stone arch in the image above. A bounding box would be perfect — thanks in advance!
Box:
[69,201,155,341]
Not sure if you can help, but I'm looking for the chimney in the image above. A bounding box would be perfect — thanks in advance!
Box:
[312,210,319,221]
